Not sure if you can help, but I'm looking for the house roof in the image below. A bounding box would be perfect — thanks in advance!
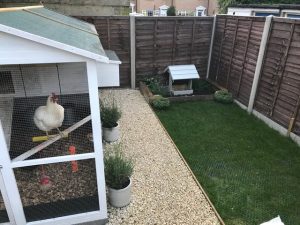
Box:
[166,65,200,81]
[196,5,206,10]
[159,5,169,9]
[0,6,108,62]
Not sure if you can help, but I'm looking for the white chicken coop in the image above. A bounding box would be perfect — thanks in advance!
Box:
[0,5,117,225]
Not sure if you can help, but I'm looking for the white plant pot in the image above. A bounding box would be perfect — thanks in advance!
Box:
[102,123,120,142]
[107,178,132,208]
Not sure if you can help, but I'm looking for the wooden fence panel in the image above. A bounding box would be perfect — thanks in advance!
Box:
[76,15,300,137]
[208,15,265,106]
[75,16,131,87]
[135,17,213,83]
[254,18,300,134]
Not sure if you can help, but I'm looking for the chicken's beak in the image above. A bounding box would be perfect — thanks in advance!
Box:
[51,93,59,103]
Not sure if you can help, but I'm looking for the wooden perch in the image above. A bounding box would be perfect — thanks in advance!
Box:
[12,115,91,162]
[32,134,69,142]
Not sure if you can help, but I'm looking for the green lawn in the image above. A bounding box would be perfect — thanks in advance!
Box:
[156,101,300,225]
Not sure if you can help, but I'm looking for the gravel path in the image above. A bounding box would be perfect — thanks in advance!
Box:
[101,89,220,225]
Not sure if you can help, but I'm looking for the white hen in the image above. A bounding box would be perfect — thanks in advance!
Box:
[34,93,64,137]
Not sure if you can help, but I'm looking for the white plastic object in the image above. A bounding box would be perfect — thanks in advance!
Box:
[260,216,285,225]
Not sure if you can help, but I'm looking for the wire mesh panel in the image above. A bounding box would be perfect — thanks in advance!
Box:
[14,159,99,222]
[0,191,9,223]
[0,62,105,223]
[0,71,14,94]
[0,63,95,160]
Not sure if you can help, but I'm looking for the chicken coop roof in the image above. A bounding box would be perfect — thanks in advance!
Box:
[166,65,200,81]
[0,6,108,62]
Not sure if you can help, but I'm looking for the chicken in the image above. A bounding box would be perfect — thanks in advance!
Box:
[34,93,65,138]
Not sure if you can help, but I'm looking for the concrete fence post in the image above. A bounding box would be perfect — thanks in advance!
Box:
[130,15,136,89]
[247,15,273,113]
[206,15,217,79]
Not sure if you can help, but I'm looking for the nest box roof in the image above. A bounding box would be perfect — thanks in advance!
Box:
[166,65,200,81]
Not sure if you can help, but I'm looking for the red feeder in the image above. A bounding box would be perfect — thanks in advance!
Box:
[69,146,78,172]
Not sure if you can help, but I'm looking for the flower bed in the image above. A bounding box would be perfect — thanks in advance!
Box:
[140,79,219,103]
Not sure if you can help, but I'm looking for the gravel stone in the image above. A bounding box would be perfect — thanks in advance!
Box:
[101,89,220,225]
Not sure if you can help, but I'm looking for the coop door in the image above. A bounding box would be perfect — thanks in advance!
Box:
[0,63,106,225]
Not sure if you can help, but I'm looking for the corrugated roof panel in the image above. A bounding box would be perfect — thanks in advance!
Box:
[0,7,105,57]
[168,65,200,80]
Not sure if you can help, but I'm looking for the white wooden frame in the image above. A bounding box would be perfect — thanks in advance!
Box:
[0,60,107,225]
[0,10,109,224]
[0,120,24,225]
[0,166,16,225]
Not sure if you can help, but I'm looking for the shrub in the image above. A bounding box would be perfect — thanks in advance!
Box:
[104,144,134,190]
[167,6,176,16]
[100,97,121,128]
[151,95,170,110]
[214,90,233,104]
[145,77,161,94]
[144,77,169,96]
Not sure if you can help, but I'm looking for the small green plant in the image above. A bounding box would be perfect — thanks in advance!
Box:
[104,144,134,190]
[214,89,233,104]
[151,95,170,110]
[167,6,176,16]
[144,77,169,96]
[144,77,161,94]
[100,96,121,128]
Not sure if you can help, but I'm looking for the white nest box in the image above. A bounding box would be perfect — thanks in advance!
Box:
[97,50,121,87]
[166,65,200,96]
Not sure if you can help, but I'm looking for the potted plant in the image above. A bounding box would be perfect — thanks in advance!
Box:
[100,97,121,142]
[104,144,134,208]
